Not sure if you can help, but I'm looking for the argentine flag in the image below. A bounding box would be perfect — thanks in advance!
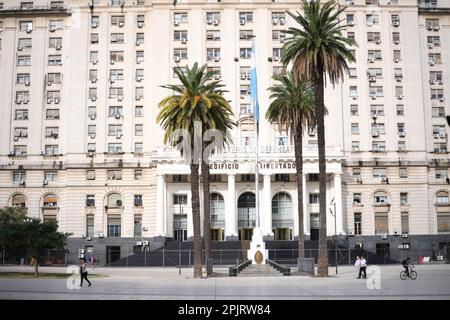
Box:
[250,39,260,123]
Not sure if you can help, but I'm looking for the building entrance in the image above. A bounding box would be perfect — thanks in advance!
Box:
[238,192,256,241]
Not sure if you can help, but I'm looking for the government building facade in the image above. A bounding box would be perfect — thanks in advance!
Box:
[0,0,449,263]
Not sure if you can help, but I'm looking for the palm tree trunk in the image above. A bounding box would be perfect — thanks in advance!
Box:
[190,163,202,278]
[201,160,211,276]
[34,258,38,277]
[294,128,305,259]
[314,62,329,277]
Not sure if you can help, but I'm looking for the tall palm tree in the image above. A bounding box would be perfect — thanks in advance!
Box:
[281,0,356,276]
[266,72,315,259]
[157,63,234,278]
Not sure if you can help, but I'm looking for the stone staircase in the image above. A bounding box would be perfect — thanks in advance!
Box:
[238,263,285,277]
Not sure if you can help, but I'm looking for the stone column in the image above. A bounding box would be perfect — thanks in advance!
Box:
[334,173,344,235]
[263,174,273,239]
[156,174,166,237]
[226,174,238,240]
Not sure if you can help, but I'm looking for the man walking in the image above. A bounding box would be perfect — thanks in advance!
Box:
[359,256,367,279]
[355,256,361,279]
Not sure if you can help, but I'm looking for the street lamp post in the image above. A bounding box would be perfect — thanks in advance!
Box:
[178,203,183,276]
[330,197,337,274]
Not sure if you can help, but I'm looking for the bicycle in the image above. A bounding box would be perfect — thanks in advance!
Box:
[400,265,417,280]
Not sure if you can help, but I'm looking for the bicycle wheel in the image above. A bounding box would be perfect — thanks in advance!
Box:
[410,271,417,280]
[400,271,407,280]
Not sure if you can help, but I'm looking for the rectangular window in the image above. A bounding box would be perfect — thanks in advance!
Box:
[46,109,60,119]
[135,169,143,180]
[370,105,384,116]
[110,33,124,44]
[351,123,359,135]
[135,106,144,117]
[174,30,188,41]
[110,51,124,62]
[108,143,123,153]
[437,214,450,233]
[375,213,388,235]
[13,171,26,183]
[48,55,62,65]
[18,38,32,49]
[86,170,96,180]
[354,213,362,235]
[134,195,143,207]
[108,170,122,180]
[15,109,29,120]
[401,212,409,234]
[239,12,253,23]
[174,48,188,60]
[399,167,408,178]
[107,215,121,237]
[240,48,252,59]
[352,141,360,151]
[111,15,125,26]
[206,30,220,41]
[174,12,188,24]
[373,168,387,178]
[309,193,319,204]
[400,193,408,205]
[135,124,143,136]
[17,55,31,66]
[353,193,361,204]
[86,215,94,237]
[134,215,142,238]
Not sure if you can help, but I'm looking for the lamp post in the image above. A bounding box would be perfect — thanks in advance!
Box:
[330,197,338,274]
[178,202,183,276]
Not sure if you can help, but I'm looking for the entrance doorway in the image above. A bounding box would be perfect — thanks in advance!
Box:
[211,228,224,241]
[240,228,253,241]
[274,228,291,240]
[106,246,120,265]
[238,192,256,241]
[173,213,187,242]
[310,213,320,240]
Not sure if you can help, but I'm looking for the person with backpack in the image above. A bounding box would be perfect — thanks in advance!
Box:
[80,258,92,287]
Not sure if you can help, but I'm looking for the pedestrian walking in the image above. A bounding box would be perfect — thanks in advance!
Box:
[90,254,95,270]
[359,256,367,279]
[80,258,92,287]
[355,256,361,279]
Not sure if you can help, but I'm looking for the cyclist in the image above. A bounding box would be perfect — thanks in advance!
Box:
[402,257,412,277]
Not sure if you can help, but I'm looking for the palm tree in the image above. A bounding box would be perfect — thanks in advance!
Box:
[281,0,356,276]
[266,72,315,260]
[157,63,234,278]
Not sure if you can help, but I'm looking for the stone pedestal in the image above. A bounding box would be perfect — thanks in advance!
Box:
[247,227,268,265]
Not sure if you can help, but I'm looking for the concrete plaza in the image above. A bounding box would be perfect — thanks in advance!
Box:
[0,264,449,300]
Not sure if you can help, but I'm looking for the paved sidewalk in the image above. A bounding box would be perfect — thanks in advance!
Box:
[1,264,449,300]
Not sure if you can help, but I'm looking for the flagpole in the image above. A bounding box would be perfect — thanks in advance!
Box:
[255,118,259,230]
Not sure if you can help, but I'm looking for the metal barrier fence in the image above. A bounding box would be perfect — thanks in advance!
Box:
[96,247,446,267]
[1,249,67,266]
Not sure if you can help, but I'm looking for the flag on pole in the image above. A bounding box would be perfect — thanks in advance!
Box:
[250,39,260,122]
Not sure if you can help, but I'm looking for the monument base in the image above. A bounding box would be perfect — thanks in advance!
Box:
[247,227,268,265]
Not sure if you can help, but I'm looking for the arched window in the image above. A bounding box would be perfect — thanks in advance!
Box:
[436,191,450,233]
[210,193,225,238]
[42,194,58,223]
[373,191,388,204]
[436,191,449,205]
[107,193,122,207]
[272,192,293,240]
[43,194,57,207]
[11,194,26,207]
